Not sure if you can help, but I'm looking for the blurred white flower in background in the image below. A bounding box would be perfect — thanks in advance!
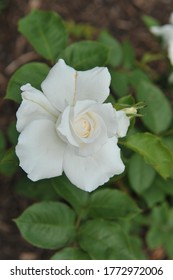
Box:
[150,12,173,65]
[16,59,129,192]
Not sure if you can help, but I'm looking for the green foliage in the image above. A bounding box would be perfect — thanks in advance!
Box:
[123,132,173,179]
[52,175,89,214]
[7,121,18,146]
[15,202,76,249]
[98,30,123,67]
[18,10,68,62]
[121,40,135,69]
[163,135,173,157]
[141,176,171,208]
[15,177,58,201]
[51,247,90,260]
[142,15,160,28]
[0,130,6,174]
[6,62,50,103]
[146,203,173,259]
[130,236,147,260]
[3,8,173,260]
[0,0,8,12]
[60,41,109,70]
[128,69,150,86]
[65,20,96,40]
[141,175,173,208]
[0,130,5,155]
[78,219,135,259]
[116,95,135,108]
[135,81,172,134]
[128,154,156,194]
[110,70,129,97]
[88,188,140,220]
[0,148,18,177]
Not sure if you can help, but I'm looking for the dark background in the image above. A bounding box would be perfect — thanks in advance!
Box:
[0,0,173,260]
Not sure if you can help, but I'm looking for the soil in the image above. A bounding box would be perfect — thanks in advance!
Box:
[1,0,173,260]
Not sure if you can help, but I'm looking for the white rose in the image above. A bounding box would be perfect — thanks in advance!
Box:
[16,59,130,192]
[150,12,173,65]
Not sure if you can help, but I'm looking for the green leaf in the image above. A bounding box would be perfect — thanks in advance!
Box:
[78,219,134,259]
[18,10,67,62]
[7,121,18,145]
[0,130,5,167]
[142,182,165,208]
[147,226,165,249]
[122,132,173,179]
[117,95,135,107]
[65,20,96,40]
[165,234,173,259]
[88,189,140,220]
[110,70,129,97]
[60,41,109,70]
[15,202,76,249]
[153,176,173,196]
[52,175,89,214]
[146,203,173,259]
[105,94,116,104]
[15,177,58,201]
[98,31,122,67]
[128,69,150,87]
[142,176,173,207]
[0,130,5,153]
[162,135,173,155]
[0,148,18,176]
[51,247,90,260]
[122,40,135,69]
[135,81,172,134]
[129,236,147,260]
[6,62,50,103]
[0,0,9,12]
[128,153,156,194]
[142,15,160,29]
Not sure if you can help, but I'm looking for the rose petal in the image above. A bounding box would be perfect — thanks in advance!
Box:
[89,103,117,137]
[76,112,108,156]
[73,100,96,116]
[57,100,106,147]
[57,100,108,156]
[76,67,111,103]
[170,13,173,24]
[57,106,79,147]
[63,137,124,192]
[150,25,173,46]
[168,41,173,64]
[41,59,76,111]
[115,110,130,138]
[150,26,163,36]
[41,59,111,111]
[16,119,66,181]
[17,83,59,132]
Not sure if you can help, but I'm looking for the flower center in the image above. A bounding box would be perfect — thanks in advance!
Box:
[73,114,93,138]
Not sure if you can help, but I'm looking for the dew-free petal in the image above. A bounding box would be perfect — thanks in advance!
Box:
[17,83,59,132]
[168,40,173,64]
[115,110,130,138]
[16,119,66,181]
[63,137,124,192]
[89,103,118,137]
[41,59,111,111]
[76,67,111,104]
[41,59,76,111]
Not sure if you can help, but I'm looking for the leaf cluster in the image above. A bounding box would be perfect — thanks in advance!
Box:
[2,10,173,260]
